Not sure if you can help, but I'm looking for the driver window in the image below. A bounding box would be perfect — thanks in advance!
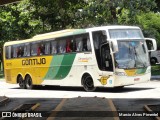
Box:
[92,31,109,70]
[101,44,113,71]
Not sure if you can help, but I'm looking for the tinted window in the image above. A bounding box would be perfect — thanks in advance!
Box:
[23,43,30,57]
[17,45,24,57]
[5,46,11,59]
[75,33,91,52]
[57,40,66,53]
[31,42,38,56]
[44,42,50,55]
[51,41,57,54]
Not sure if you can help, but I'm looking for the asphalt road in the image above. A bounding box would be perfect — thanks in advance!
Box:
[0,79,160,120]
[0,79,160,98]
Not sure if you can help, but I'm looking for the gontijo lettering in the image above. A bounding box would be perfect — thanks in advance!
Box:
[22,58,46,65]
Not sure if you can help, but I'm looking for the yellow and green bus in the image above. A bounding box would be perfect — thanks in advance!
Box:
[3,26,157,91]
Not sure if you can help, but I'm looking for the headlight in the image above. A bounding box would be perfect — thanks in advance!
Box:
[115,72,126,76]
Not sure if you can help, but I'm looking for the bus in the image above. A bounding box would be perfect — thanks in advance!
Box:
[3,26,157,91]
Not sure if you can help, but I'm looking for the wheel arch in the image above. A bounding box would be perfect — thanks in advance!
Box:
[16,74,24,83]
[81,71,94,85]
[24,73,32,80]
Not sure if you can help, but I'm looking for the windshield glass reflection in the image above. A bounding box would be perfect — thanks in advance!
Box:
[115,41,149,69]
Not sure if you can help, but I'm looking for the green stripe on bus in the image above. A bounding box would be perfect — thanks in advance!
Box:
[136,68,147,74]
[43,55,64,80]
[73,29,86,35]
[43,53,76,80]
[61,29,86,37]
[54,53,76,79]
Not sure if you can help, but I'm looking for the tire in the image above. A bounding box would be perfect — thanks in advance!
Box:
[18,75,26,89]
[150,58,157,65]
[25,75,34,89]
[82,75,96,92]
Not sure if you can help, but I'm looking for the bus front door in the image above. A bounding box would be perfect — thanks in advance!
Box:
[100,43,113,72]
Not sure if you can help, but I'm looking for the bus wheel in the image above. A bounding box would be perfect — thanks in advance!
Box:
[18,75,26,89]
[82,75,96,92]
[25,75,33,89]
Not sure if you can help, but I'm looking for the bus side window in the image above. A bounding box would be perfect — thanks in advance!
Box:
[17,46,24,57]
[58,40,66,53]
[44,42,50,55]
[37,45,41,56]
[51,41,57,54]
[72,39,76,52]
[5,46,11,59]
[23,43,30,57]
[31,43,38,56]
[37,43,45,56]
[82,37,91,52]
[82,38,88,51]
[12,45,17,58]
[75,33,90,52]
[66,39,72,53]
[76,37,83,52]
[87,38,91,51]
[39,43,45,55]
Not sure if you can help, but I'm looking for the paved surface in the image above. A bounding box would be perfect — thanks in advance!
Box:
[0,79,160,98]
[0,97,159,120]
[0,79,160,120]
[151,75,160,79]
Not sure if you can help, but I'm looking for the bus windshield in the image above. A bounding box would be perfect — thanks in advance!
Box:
[114,41,150,69]
[109,29,143,39]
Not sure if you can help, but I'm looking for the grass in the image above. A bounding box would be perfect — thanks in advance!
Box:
[0,71,4,79]
[151,64,160,76]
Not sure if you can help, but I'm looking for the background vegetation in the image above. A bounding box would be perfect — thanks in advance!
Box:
[151,64,160,75]
[0,0,160,48]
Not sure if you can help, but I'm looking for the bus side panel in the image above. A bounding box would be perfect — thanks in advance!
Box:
[41,53,102,87]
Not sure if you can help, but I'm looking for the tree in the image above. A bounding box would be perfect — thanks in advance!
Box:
[28,0,86,31]
[0,0,159,45]
[136,12,160,48]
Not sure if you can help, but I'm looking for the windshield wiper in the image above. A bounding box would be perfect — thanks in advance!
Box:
[133,47,146,68]
[126,44,136,69]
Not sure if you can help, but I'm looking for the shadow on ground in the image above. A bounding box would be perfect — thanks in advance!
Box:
[11,85,155,93]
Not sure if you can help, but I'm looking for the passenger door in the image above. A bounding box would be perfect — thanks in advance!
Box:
[100,43,113,71]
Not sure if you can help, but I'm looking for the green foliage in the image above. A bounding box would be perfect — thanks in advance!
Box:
[151,64,160,75]
[136,12,160,48]
[28,0,86,31]
[117,0,156,25]
[0,0,160,51]
[0,1,41,42]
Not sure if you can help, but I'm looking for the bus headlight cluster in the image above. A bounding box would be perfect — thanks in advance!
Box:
[115,72,126,76]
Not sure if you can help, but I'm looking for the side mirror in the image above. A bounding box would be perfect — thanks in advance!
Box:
[108,39,118,53]
[145,38,157,52]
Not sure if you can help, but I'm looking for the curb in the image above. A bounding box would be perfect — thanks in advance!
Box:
[151,76,160,80]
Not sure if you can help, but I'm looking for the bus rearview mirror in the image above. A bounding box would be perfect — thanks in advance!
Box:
[109,40,118,53]
[145,38,157,52]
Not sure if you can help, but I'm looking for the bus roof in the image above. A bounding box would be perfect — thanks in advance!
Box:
[4,29,86,46]
[4,25,140,46]
[86,25,140,32]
